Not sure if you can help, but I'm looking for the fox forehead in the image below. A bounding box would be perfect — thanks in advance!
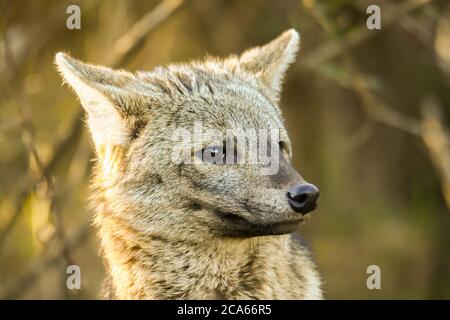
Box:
[135,63,285,131]
[55,29,300,148]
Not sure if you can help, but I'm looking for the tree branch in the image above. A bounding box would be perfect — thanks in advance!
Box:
[300,0,432,71]
[422,98,450,209]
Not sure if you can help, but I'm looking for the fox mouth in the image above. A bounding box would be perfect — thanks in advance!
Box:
[189,198,302,236]
[214,210,303,237]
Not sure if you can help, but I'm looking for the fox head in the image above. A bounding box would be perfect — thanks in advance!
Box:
[55,29,319,241]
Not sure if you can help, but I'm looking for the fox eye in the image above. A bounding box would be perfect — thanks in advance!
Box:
[196,145,225,164]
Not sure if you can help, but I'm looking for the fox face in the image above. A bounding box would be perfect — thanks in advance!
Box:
[56,29,319,242]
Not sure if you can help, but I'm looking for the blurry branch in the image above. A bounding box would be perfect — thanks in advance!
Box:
[304,2,423,136]
[349,74,426,138]
[2,25,72,263]
[353,1,450,74]
[422,99,450,209]
[0,118,24,134]
[341,122,376,153]
[0,220,90,299]
[110,0,188,67]
[300,0,432,71]
[305,0,450,211]
[314,65,450,143]
[0,188,28,247]
[0,0,194,299]
[43,113,84,179]
[304,0,450,141]
[2,19,76,300]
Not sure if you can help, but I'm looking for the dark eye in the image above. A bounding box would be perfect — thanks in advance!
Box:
[196,145,225,164]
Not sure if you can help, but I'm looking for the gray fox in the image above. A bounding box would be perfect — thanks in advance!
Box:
[55,29,322,299]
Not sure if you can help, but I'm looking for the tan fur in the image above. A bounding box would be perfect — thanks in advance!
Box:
[55,29,323,299]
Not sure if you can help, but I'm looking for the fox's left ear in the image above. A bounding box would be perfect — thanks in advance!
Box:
[239,29,300,99]
[55,52,146,149]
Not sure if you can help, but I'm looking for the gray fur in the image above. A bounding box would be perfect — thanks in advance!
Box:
[55,29,322,299]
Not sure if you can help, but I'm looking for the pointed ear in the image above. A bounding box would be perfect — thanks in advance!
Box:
[55,52,142,148]
[239,29,300,99]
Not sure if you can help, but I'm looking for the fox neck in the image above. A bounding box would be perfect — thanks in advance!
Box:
[97,209,267,299]
[94,205,322,299]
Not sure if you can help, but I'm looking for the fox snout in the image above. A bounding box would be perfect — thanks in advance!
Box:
[287,183,319,215]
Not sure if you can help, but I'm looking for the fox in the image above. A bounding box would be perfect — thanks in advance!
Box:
[55,29,323,299]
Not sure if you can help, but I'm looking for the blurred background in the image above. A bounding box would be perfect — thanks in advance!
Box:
[1,0,449,299]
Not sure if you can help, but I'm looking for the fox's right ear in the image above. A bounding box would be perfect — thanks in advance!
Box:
[55,52,142,148]
[239,29,300,100]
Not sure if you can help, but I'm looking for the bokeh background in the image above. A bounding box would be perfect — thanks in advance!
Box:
[1,0,449,299]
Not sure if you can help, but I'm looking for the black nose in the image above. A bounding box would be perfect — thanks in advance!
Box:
[287,183,319,214]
